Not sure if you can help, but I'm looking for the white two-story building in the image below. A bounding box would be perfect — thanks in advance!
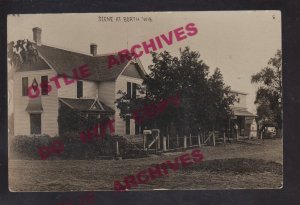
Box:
[13,27,147,137]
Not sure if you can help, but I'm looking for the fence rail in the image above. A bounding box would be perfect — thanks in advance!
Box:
[114,129,251,157]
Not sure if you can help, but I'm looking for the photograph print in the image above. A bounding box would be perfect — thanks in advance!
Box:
[7,11,282,191]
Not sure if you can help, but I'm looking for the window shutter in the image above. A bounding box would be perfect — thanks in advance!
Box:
[22,77,28,96]
[132,83,137,99]
[41,75,48,95]
[127,82,132,98]
[77,81,83,98]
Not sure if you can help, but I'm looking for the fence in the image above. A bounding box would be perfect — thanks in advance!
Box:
[114,129,251,156]
[144,130,242,152]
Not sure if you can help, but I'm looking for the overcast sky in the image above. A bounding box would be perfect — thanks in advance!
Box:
[8,11,281,113]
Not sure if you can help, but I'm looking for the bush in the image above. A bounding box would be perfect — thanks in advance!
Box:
[10,135,52,159]
[10,134,147,160]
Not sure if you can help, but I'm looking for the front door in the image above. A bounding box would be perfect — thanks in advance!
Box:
[30,113,41,134]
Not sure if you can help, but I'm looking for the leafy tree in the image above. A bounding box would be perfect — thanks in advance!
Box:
[206,68,236,130]
[115,47,236,136]
[7,39,39,68]
[251,50,282,135]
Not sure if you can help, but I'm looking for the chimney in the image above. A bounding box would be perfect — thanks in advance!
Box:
[90,43,97,56]
[32,27,42,46]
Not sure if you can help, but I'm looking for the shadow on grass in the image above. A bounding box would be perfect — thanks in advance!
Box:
[186,158,282,175]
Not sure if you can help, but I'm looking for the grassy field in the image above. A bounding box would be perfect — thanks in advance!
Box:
[9,138,283,191]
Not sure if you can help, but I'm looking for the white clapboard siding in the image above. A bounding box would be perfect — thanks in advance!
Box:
[82,80,97,98]
[14,69,59,136]
[98,81,115,109]
[57,77,76,98]
[58,79,97,99]
[115,74,143,135]
[232,93,247,108]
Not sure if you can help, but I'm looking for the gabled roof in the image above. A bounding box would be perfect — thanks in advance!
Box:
[16,56,51,72]
[59,97,114,113]
[17,42,146,82]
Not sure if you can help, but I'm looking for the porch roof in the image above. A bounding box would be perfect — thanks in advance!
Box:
[26,98,43,113]
[232,107,256,117]
[59,98,114,113]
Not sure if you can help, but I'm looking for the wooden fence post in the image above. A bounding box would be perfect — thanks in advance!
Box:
[213,132,216,146]
[163,136,167,152]
[198,134,201,148]
[260,131,263,140]
[167,134,169,149]
[184,135,187,149]
[116,141,120,156]
[143,134,146,150]
[157,134,161,150]
[223,132,226,144]
[189,133,192,147]
[176,134,179,147]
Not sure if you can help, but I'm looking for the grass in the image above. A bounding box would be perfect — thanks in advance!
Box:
[9,138,283,191]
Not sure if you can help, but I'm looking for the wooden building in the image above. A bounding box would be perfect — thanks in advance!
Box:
[13,27,146,137]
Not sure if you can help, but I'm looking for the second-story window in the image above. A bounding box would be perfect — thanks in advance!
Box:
[22,77,28,96]
[127,82,137,99]
[77,81,83,98]
[41,76,48,95]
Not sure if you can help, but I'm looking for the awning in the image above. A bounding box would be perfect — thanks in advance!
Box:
[26,97,43,113]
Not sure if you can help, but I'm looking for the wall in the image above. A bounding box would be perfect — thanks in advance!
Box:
[232,93,247,108]
[14,69,59,136]
[58,79,97,99]
[115,74,143,135]
[98,81,115,109]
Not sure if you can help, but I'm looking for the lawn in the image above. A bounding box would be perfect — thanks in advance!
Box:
[9,138,283,191]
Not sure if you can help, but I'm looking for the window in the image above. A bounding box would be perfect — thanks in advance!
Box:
[127,82,131,98]
[132,83,137,99]
[41,76,48,95]
[126,116,130,135]
[127,82,137,99]
[22,77,28,96]
[77,81,83,98]
[30,114,41,134]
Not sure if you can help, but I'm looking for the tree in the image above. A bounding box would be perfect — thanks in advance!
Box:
[7,40,39,135]
[251,50,282,136]
[7,39,39,69]
[206,68,236,130]
[115,47,236,136]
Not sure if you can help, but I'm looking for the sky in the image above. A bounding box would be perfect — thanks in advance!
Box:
[7,11,281,113]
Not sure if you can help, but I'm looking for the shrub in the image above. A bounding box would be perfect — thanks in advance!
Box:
[10,134,148,160]
[10,135,52,159]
